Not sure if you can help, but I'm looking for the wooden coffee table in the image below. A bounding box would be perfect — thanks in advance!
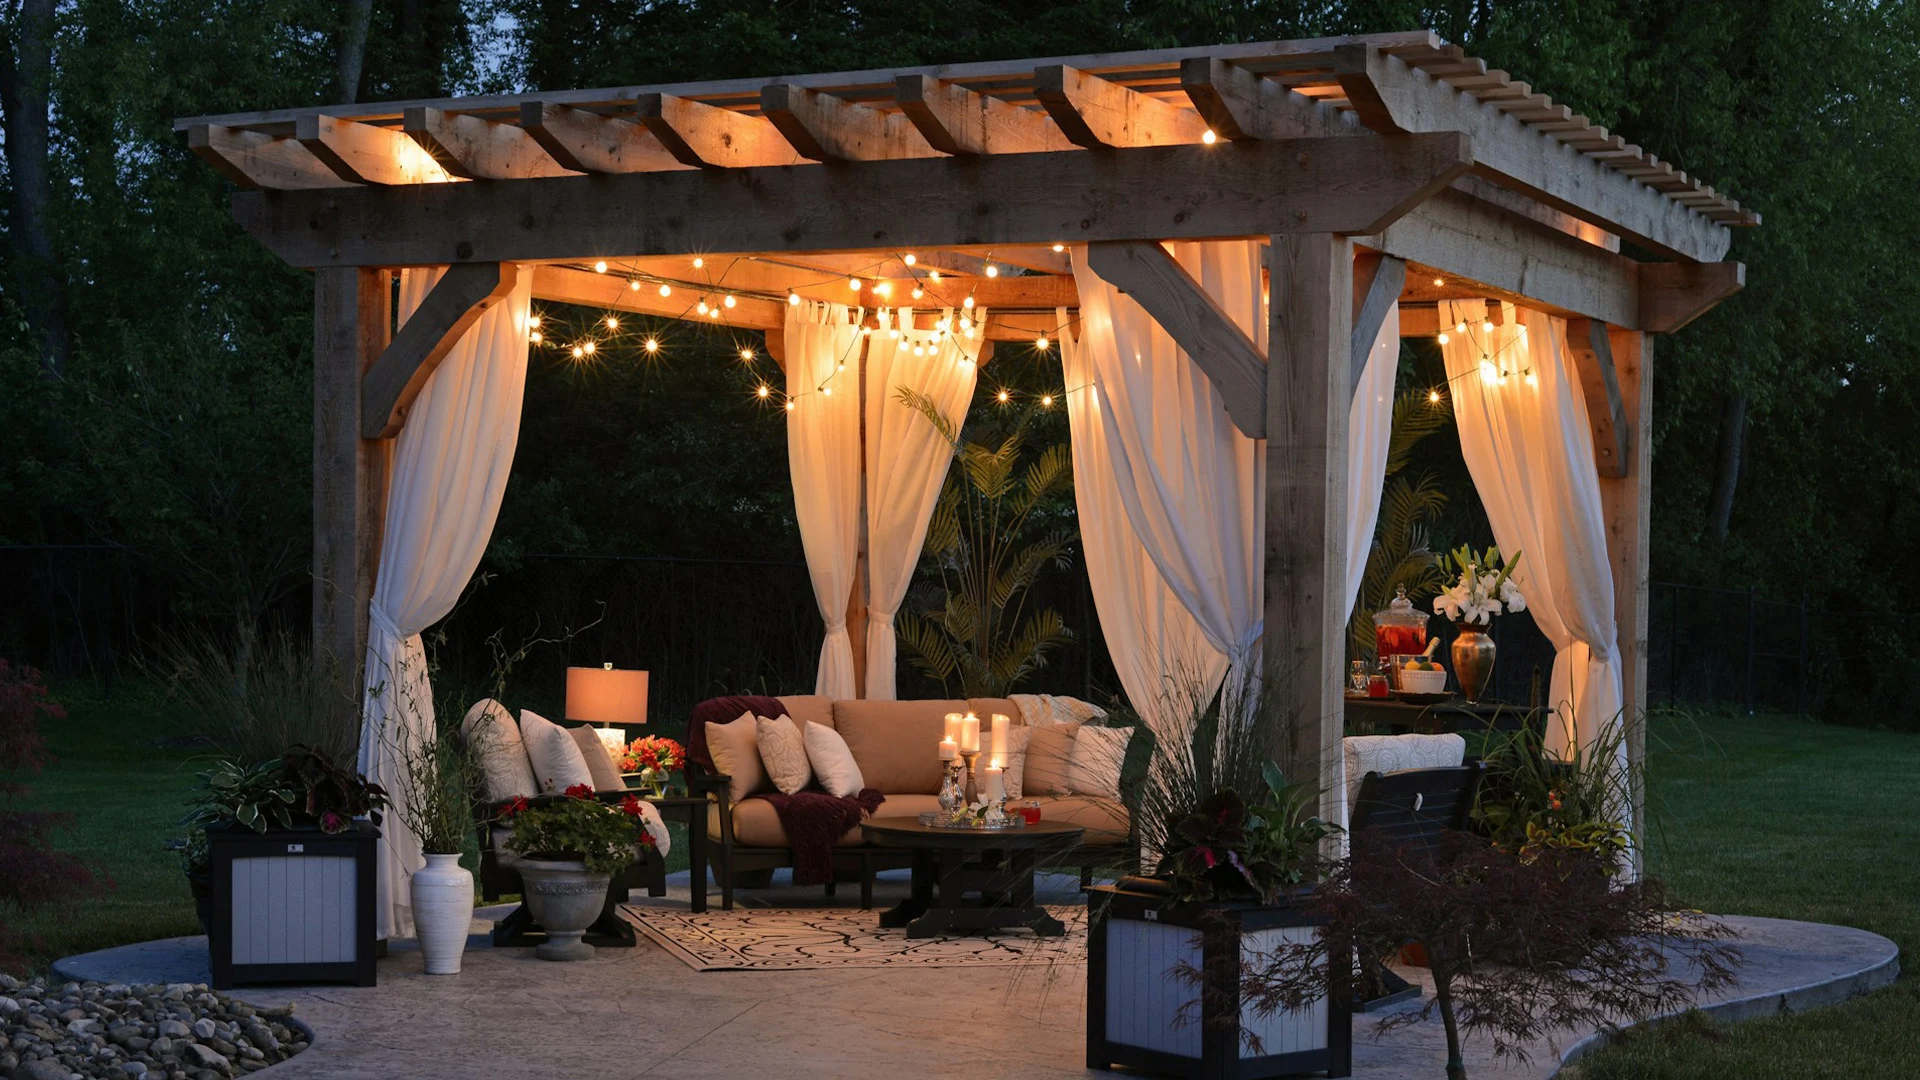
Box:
[860,816,1084,938]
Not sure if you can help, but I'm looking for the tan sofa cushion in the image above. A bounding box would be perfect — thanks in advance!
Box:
[706,793,940,846]
[968,698,1022,726]
[832,698,965,795]
[1020,722,1080,797]
[1031,795,1130,845]
[778,694,835,732]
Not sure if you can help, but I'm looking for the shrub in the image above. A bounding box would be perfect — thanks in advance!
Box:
[0,660,101,972]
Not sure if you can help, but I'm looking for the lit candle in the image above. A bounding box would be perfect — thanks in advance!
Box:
[990,714,1009,762]
[960,714,980,753]
[984,766,1006,802]
[938,737,958,762]
[944,712,962,743]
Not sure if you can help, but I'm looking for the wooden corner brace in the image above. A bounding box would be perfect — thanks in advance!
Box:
[361,262,520,439]
[1083,240,1268,439]
[1566,317,1630,478]
[1350,253,1406,397]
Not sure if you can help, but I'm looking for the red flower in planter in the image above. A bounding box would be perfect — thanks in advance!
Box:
[619,795,643,817]
[564,783,594,800]
[498,796,530,820]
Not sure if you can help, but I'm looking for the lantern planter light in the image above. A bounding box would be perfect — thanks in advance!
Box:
[207,820,379,990]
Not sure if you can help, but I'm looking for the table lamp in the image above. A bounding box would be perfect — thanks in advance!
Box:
[565,664,648,757]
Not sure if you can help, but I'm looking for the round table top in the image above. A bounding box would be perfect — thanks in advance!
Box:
[861,815,1085,848]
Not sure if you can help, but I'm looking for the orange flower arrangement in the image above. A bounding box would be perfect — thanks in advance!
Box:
[618,735,685,775]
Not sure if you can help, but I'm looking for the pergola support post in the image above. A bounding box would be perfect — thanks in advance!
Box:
[312,267,392,727]
[1598,329,1652,873]
[1262,233,1353,825]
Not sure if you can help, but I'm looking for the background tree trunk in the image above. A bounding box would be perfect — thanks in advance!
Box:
[0,0,71,376]
[332,0,375,104]
[1707,391,1748,542]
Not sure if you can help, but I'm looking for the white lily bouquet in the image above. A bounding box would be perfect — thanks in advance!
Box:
[1433,545,1526,625]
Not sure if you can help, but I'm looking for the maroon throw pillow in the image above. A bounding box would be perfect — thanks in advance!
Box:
[685,694,786,771]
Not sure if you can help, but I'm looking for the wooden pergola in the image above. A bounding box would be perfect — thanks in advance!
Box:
[176,30,1749,836]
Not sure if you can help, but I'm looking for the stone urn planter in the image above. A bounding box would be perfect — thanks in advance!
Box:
[411,852,476,974]
[516,857,613,961]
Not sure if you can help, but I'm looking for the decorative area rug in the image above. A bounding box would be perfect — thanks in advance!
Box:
[622,904,1088,971]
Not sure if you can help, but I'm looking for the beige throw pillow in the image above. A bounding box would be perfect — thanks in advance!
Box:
[1067,725,1131,799]
[804,722,865,798]
[704,711,769,803]
[520,710,595,794]
[1021,723,1080,797]
[756,715,813,795]
[461,699,537,803]
[567,724,628,793]
[1001,726,1035,800]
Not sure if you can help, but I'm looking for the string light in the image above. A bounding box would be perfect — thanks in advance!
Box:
[784,400,795,411]
[1479,359,1497,381]
[570,345,584,358]
[1429,389,1442,403]
[848,277,862,291]
[708,307,721,320]
[528,315,542,328]
[582,341,596,355]
[962,296,975,310]
[913,344,925,357]
[1482,320,1494,334]
[1437,332,1450,344]
[1052,243,1066,253]
[983,265,997,278]
[788,292,802,306]
[739,347,755,361]
[692,257,704,269]
[910,287,924,300]
[529,331,542,344]
[1201,129,1218,144]
[629,279,642,291]
[874,282,892,297]
[604,316,619,331]
[723,293,737,308]
[1432,277,1445,287]
[659,283,672,298]
[756,384,771,398]
[697,300,710,314]
[929,270,942,282]
[594,260,608,273]
[996,389,1010,403]
[643,337,660,353]
[1035,334,1050,350]
[1040,394,1053,407]
[822,386,833,396]
[903,253,917,266]
[1524,371,1538,387]
[958,316,972,332]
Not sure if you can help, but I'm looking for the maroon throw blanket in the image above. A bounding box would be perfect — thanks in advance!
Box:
[760,788,886,886]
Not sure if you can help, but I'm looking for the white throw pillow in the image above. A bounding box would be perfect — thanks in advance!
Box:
[1066,725,1131,799]
[756,714,813,795]
[519,709,595,794]
[704,711,769,803]
[462,698,537,803]
[1001,726,1035,800]
[803,721,865,798]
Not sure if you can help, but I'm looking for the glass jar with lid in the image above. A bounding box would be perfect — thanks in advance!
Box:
[1372,585,1431,665]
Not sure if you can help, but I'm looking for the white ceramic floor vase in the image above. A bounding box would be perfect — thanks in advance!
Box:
[411,853,475,975]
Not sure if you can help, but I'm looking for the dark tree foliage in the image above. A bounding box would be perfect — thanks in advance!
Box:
[0,660,100,972]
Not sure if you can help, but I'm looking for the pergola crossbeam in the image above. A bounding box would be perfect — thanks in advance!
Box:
[1084,240,1268,439]
[187,124,352,190]
[635,93,800,169]
[361,262,521,438]
[404,106,579,180]
[1179,57,1353,140]
[1639,260,1745,332]
[296,114,453,186]
[517,101,694,174]
[1035,64,1212,148]
[893,74,1075,155]
[761,83,941,161]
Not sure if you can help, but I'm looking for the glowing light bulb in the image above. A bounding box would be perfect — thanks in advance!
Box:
[692,257,704,269]
[582,341,596,355]
[605,316,619,330]
[740,347,755,361]
[1052,243,1065,253]
[629,279,642,291]
[697,300,709,314]
[1040,394,1053,407]
[784,400,795,411]
[756,384,771,398]
[822,386,832,397]
[958,317,971,331]
[593,260,608,273]
[723,293,737,308]
[910,287,924,300]
[888,328,900,339]
[529,331,542,344]
[935,317,950,332]
[913,344,925,357]
[1479,360,1497,382]
[962,296,974,309]
[1437,332,1450,344]
[527,315,542,328]
[1429,389,1441,403]
[789,292,801,306]
[903,253,917,266]
[1482,321,1494,334]
[1456,321,1467,333]
[983,265,997,278]
[875,282,892,297]
[837,361,845,371]
[1432,277,1444,287]
[929,270,941,282]
[643,337,659,353]
[1201,128,1218,144]
[1035,334,1049,350]
[708,307,720,319]
[848,277,862,291]
[571,345,584,359]
[1524,371,1538,387]
[658,283,672,298]
[997,389,1010,403]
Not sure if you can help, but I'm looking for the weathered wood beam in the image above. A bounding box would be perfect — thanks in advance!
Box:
[760,83,940,162]
[296,114,454,186]
[187,124,354,190]
[1083,240,1268,438]
[236,133,1473,268]
[1359,187,1639,327]
[1263,232,1353,828]
[616,255,1077,309]
[1597,329,1651,873]
[361,263,522,438]
[1179,56,1354,141]
[312,267,391,721]
[893,74,1075,155]
[634,93,800,169]
[1034,64,1212,148]
[1565,318,1630,478]
[1331,43,1730,263]
[403,106,578,180]
[944,244,1075,275]
[1638,260,1744,333]
[1349,253,1405,397]
[517,101,694,174]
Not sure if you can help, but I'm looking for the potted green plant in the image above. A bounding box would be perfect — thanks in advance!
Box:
[500,785,654,961]
[1088,674,1350,1079]
[386,724,482,975]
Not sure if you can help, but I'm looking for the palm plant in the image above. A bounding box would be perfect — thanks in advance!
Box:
[1348,388,1455,661]
[894,387,1075,697]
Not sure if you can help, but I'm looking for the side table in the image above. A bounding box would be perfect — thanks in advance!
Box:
[633,794,712,914]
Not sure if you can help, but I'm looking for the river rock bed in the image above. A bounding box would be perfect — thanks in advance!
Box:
[0,973,306,1079]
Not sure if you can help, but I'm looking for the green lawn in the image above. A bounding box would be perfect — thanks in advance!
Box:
[8,689,1917,1077]
[1570,709,1920,1079]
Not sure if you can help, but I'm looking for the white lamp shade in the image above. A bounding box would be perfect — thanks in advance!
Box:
[565,666,649,726]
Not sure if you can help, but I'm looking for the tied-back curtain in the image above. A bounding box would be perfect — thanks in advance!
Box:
[1071,242,1267,679]
[1439,299,1624,761]
[1347,303,1400,611]
[786,300,864,699]
[862,307,984,700]
[1060,311,1224,749]
[359,264,533,940]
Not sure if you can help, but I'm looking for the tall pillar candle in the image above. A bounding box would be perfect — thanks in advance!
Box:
[944,712,962,743]
[984,766,1006,803]
[989,714,1010,767]
[960,714,980,753]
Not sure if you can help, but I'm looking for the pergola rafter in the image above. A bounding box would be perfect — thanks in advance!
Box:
[180,30,1757,864]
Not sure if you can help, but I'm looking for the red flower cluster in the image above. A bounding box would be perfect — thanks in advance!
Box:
[618,795,659,848]
[563,783,595,800]
[497,795,530,820]
[618,735,686,774]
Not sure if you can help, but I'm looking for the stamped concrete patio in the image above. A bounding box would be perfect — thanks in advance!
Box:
[55,870,1897,1080]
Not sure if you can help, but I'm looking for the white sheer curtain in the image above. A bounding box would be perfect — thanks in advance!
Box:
[1060,311,1224,749]
[1439,299,1624,761]
[862,307,983,700]
[1347,304,1400,609]
[1071,242,1267,683]
[359,264,533,940]
[786,300,865,700]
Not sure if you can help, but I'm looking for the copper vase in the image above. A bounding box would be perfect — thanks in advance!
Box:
[1451,628,1496,703]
